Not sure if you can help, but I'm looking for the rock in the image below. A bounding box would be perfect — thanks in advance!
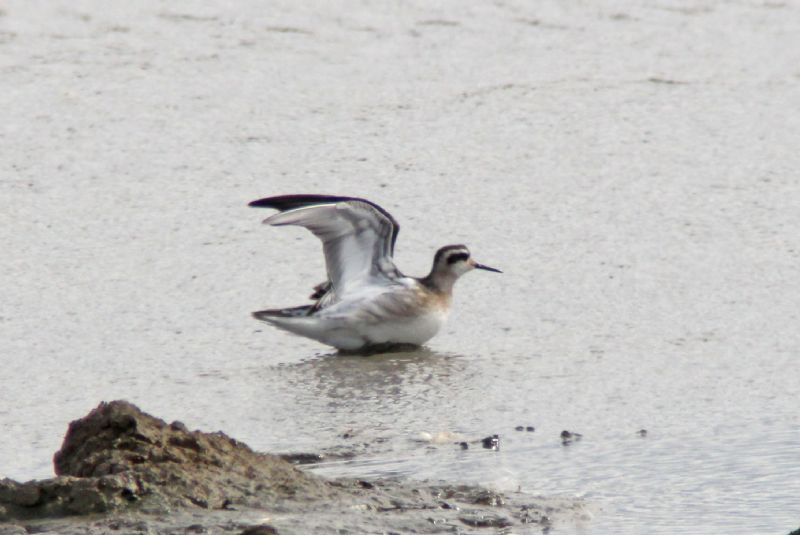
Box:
[277,453,324,465]
[433,484,504,507]
[1,400,337,519]
[0,480,40,507]
[0,401,587,532]
[0,524,27,535]
[637,429,648,437]
[239,525,279,535]
[458,511,513,528]
[480,435,500,450]
[169,421,189,432]
[15,482,40,507]
[472,489,505,507]
[526,426,535,432]
[0,474,132,520]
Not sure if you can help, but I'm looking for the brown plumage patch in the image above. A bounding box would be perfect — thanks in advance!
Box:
[418,285,452,311]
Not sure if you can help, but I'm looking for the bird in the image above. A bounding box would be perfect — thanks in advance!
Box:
[249,194,501,351]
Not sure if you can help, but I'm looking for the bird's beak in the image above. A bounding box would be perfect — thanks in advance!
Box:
[472,261,502,273]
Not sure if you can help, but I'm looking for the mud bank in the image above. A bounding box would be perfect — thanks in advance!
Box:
[0,401,584,534]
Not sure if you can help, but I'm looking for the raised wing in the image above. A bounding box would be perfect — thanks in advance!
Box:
[249,195,402,299]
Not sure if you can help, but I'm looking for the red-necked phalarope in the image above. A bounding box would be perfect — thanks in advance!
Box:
[249,195,501,351]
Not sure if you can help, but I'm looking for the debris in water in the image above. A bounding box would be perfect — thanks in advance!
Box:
[481,434,500,450]
[458,512,513,528]
[418,431,463,444]
[560,430,583,445]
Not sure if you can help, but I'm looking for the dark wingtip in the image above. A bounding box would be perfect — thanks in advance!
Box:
[248,194,349,210]
[247,194,401,254]
[248,197,279,208]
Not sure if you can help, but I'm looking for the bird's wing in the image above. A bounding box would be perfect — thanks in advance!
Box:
[250,195,402,298]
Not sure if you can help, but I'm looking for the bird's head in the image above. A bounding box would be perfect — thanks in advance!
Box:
[430,244,502,287]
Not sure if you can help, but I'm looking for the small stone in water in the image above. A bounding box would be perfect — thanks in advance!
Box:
[637,429,648,437]
[526,426,535,432]
[239,526,278,535]
[481,435,500,450]
[560,430,583,445]
[515,425,524,431]
[458,441,469,450]
[459,512,512,528]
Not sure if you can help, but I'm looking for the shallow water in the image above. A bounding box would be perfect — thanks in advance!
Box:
[2,1,799,533]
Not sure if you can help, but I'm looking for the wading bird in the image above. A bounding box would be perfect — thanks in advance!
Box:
[250,195,501,351]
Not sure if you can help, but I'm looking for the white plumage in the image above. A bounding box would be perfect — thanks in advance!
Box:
[249,195,500,351]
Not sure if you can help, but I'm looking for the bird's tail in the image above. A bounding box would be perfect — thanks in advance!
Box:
[252,305,314,322]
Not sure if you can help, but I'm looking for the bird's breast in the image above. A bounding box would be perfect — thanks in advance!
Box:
[361,307,448,346]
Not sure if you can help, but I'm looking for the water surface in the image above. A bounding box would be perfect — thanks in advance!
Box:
[1,1,799,533]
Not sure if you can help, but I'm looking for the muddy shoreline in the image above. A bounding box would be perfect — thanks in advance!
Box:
[0,401,585,534]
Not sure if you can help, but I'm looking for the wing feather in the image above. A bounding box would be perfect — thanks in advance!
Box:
[249,194,400,253]
[252,195,401,301]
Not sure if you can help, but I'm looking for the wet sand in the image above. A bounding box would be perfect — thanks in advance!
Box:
[0,401,586,534]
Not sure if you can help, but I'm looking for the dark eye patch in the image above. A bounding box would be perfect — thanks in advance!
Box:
[446,252,469,264]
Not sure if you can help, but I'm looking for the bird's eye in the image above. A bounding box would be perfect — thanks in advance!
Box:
[446,252,470,264]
